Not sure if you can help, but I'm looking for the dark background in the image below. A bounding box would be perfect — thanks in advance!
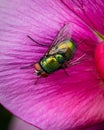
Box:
[0,105,12,130]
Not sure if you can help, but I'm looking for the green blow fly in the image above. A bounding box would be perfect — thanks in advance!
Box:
[27,24,76,77]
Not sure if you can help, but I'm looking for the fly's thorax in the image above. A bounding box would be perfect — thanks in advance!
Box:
[40,54,64,74]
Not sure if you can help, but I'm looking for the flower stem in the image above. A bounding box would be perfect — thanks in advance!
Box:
[95,31,104,41]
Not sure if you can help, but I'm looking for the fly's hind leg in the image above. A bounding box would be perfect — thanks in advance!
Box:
[61,62,69,76]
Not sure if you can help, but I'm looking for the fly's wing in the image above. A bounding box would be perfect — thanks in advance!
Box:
[47,23,72,55]
[52,24,72,46]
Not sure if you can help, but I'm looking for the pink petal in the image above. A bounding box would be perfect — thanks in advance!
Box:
[0,0,104,130]
[62,0,104,36]
[9,117,104,130]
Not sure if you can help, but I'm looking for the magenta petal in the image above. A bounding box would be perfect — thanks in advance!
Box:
[62,0,104,36]
[9,117,104,130]
[0,0,104,130]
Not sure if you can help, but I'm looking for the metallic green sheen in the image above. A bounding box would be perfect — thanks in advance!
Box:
[40,40,76,74]
[40,54,64,73]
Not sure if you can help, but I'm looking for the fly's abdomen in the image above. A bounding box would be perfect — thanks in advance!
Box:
[40,55,64,74]
[58,40,76,61]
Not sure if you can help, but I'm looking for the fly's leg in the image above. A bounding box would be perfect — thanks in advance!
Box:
[27,35,49,47]
[62,63,69,76]
[69,53,86,66]
[62,68,69,76]
[34,76,41,84]
[20,63,34,69]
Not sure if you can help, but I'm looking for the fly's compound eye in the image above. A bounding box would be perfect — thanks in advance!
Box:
[55,54,64,63]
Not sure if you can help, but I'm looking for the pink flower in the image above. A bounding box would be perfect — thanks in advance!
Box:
[0,0,104,130]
